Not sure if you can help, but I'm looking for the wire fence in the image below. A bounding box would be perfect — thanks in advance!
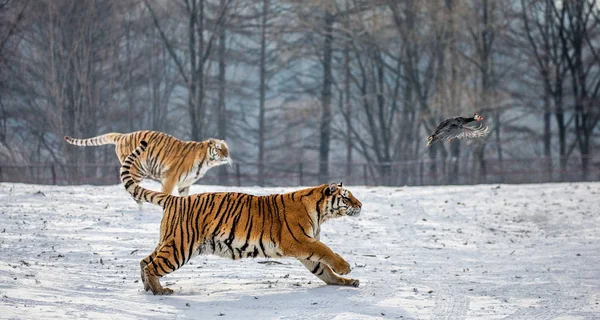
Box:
[1,156,599,187]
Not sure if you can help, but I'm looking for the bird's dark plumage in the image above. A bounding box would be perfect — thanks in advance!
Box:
[427,113,489,147]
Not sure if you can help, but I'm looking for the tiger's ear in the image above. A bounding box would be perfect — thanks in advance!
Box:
[338,182,343,187]
[208,138,216,147]
[325,183,338,196]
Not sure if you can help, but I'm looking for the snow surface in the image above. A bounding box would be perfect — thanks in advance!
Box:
[0,181,599,319]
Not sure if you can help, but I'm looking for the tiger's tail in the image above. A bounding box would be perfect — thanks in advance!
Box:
[120,141,171,208]
[64,133,122,146]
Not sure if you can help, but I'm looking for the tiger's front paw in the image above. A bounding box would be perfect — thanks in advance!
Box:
[331,257,351,275]
[348,278,360,287]
[152,287,174,295]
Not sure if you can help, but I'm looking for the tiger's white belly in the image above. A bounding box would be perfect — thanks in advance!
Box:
[197,236,283,260]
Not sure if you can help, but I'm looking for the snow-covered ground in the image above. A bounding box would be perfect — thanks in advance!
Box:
[0,181,599,320]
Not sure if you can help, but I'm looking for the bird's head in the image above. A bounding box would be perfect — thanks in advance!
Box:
[474,113,483,121]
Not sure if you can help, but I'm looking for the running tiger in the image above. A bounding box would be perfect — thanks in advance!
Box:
[121,141,362,295]
[65,130,231,198]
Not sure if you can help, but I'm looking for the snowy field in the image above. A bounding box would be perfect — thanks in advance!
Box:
[0,181,599,320]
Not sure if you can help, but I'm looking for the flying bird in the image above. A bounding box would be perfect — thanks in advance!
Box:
[426,113,489,147]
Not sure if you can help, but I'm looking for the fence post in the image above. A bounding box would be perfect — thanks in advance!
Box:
[51,165,56,185]
[445,158,451,185]
[236,163,241,187]
[298,163,303,186]
[363,164,368,186]
[419,161,424,186]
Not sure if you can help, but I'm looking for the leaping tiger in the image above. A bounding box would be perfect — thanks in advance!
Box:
[121,141,363,295]
[65,130,231,200]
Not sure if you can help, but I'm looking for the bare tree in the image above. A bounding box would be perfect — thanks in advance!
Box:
[16,1,129,174]
[0,0,598,186]
[553,0,600,179]
[519,0,570,180]
[217,0,229,184]
[461,0,509,183]
[318,8,334,184]
[256,0,268,186]
[389,0,447,182]
[144,0,231,141]
[0,0,29,154]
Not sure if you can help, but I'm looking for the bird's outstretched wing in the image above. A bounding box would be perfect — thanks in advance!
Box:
[454,125,489,140]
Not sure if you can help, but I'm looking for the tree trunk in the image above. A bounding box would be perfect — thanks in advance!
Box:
[556,106,566,180]
[258,0,268,186]
[319,11,334,184]
[217,0,228,185]
[543,93,552,181]
[194,0,206,141]
[344,38,352,177]
[494,110,503,182]
[188,0,199,140]
[476,0,492,184]
[126,20,135,131]
[447,0,460,185]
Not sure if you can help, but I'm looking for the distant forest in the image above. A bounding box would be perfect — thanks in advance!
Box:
[0,0,599,186]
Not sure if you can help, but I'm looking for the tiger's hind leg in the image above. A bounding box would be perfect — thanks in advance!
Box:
[298,259,359,287]
[161,177,177,195]
[139,246,160,291]
[142,239,187,295]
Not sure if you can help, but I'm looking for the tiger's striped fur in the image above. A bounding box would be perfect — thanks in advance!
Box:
[121,141,362,295]
[65,130,231,199]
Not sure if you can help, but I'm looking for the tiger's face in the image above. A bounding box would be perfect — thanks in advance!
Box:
[323,183,362,221]
[207,139,232,166]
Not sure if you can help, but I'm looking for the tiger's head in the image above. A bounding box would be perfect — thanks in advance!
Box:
[322,182,362,222]
[206,138,232,166]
